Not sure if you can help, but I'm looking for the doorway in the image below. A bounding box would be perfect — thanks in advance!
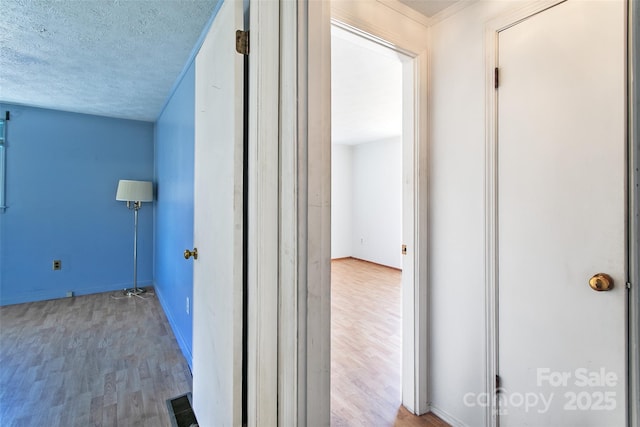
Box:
[328,22,435,424]
[330,24,405,425]
[258,1,431,423]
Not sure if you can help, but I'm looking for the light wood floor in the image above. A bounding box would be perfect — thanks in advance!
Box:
[0,289,192,427]
[1,261,451,427]
[331,258,449,427]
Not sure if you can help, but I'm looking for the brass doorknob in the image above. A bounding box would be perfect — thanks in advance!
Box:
[589,273,613,291]
[184,248,198,260]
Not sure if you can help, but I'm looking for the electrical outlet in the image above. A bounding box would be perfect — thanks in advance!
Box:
[52,260,62,270]
[66,291,73,298]
[186,297,190,315]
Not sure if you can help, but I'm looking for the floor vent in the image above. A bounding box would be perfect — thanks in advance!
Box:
[166,392,198,427]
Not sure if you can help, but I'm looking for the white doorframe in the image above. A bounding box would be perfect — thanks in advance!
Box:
[629,1,640,425]
[329,1,430,415]
[288,1,333,424]
[247,0,280,425]
[249,0,430,423]
[277,1,300,425]
[249,0,333,425]
[485,2,636,426]
[249,0,338,424]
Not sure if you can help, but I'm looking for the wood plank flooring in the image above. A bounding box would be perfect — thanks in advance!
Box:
[331,258,449,427]
[1,260,451,427]
[0,289,192,427]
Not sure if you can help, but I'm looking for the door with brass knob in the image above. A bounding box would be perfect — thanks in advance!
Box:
[191,1,245,424]
[589,273,613,291]
[496,1,626,425]
[184,248,198,260]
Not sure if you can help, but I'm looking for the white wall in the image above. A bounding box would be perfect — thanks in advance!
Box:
[428,2,515,426]
[331,143,353,258]
[331,138,402,269]
[351,137,402,269]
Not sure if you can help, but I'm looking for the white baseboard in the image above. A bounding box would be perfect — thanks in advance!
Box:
[430,404,470,427]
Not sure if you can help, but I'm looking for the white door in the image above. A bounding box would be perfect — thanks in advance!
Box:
[497,1,626,425]
[192,0,244,425]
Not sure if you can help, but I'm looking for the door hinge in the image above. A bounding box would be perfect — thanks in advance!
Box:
[236,30,249,55]
[627,282,632,290]
[496,374,502,391]
[401,244,407,255]
[494,67,499,89]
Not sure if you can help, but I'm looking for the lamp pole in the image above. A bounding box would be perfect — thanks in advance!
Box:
[116,179,153,297]
[125,200,146,296]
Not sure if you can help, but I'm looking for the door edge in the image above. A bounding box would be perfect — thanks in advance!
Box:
[627,1,640,425]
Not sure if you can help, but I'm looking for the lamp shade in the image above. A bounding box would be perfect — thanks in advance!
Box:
[116,180,153,202]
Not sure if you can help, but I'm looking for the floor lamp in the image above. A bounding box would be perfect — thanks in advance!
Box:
[116,179,153,296]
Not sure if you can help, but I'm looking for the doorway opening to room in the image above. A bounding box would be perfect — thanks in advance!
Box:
[329,24,417,425]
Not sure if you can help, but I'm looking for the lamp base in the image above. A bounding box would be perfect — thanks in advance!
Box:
[123,287,147,297]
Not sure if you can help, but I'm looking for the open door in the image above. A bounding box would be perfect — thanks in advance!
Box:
[190,0,245,425]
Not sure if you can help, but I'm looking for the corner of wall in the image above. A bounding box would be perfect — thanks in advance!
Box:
[430,405,472,427]
[155,282,193,370]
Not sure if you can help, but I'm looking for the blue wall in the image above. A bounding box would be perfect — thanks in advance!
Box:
[0,104,154,305]
[154,62,195,368]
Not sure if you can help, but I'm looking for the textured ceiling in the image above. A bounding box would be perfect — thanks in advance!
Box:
[331,26,406,146]
[0,0,218,122]
[0,0,456,124]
